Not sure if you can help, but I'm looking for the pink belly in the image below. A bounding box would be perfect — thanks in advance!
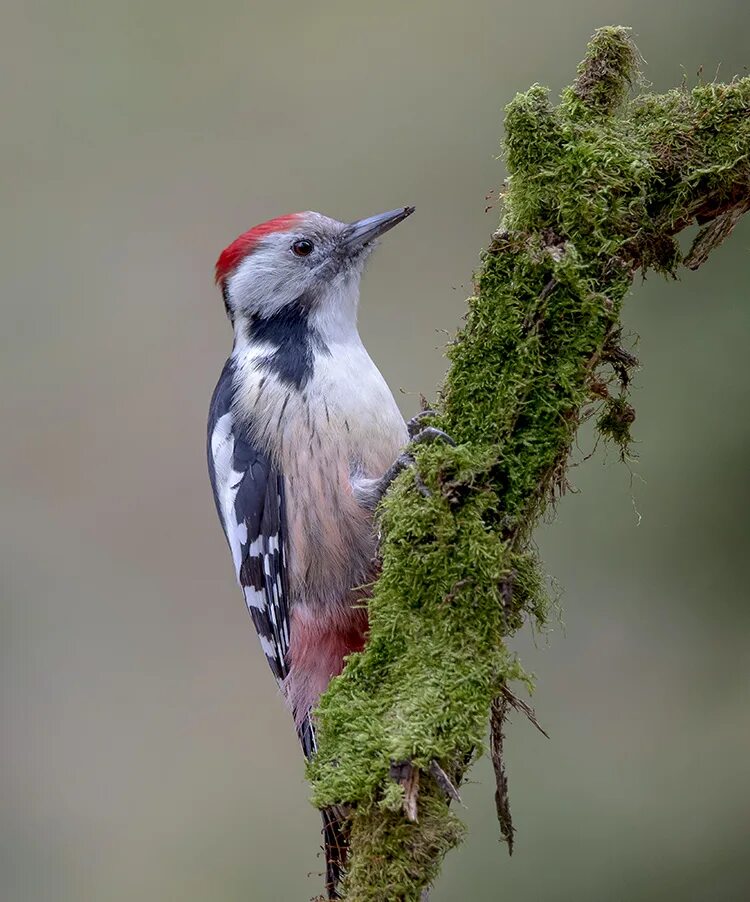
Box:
[285,602,369,725]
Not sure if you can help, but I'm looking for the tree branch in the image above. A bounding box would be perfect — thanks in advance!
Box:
[308,26,750,901]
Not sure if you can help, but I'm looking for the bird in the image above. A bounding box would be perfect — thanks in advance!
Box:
[207,206,447,897]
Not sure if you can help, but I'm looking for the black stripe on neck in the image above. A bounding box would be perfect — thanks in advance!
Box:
[246,297,329,390]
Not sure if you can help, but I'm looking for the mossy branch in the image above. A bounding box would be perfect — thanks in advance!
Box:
[308,26,750,901]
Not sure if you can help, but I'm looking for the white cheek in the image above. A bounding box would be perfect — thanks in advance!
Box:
[228,245,313,315]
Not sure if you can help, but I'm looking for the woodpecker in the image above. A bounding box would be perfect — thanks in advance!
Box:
[207,206,443,897]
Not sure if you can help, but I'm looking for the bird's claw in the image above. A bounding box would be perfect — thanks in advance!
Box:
[361,421,456,509]
[407,409,438,439]
[407,409,456,447]
[369,426,455,505]
[410,425,456,448]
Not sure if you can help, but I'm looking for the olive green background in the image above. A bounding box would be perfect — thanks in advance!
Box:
[2,2,749,900]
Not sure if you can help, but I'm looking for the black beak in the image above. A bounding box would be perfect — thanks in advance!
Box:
[342,206,415,250]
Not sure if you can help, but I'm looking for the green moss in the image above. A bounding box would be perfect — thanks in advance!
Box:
[566,26,638,115]
[597,395,636,455]
[309,26,750,901]
[344,786,465,902]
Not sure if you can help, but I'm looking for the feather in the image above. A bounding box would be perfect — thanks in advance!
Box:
[208,358,290,681]
[208,357,350,897]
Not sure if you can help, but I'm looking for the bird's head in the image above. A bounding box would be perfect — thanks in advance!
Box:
[215,207,414,338]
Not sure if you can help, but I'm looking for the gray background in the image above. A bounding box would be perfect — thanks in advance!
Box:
[2,1,749,900]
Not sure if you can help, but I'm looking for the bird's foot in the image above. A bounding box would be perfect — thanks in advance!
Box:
[409,425,456,448]
[407,409,437,438]
[359,424,456,509]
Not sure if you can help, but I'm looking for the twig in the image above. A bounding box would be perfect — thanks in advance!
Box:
[499,684,550,739]
[490,696,514,854]
[389,761,420,822]
[429,760,462,803]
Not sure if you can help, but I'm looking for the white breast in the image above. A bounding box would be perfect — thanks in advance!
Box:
[233,337,407,607]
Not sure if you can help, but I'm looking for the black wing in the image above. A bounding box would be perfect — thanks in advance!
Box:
[208,359,345,897]
[207,358,290,682]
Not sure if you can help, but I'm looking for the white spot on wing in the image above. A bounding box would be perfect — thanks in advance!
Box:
[243,586,264,611]
[259,634,278,659]
[210,411,245,577]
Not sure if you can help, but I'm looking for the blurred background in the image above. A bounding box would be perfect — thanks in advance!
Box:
[2,1,749,900]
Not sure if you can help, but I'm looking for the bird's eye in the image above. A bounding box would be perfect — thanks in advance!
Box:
[291,239,314,257]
